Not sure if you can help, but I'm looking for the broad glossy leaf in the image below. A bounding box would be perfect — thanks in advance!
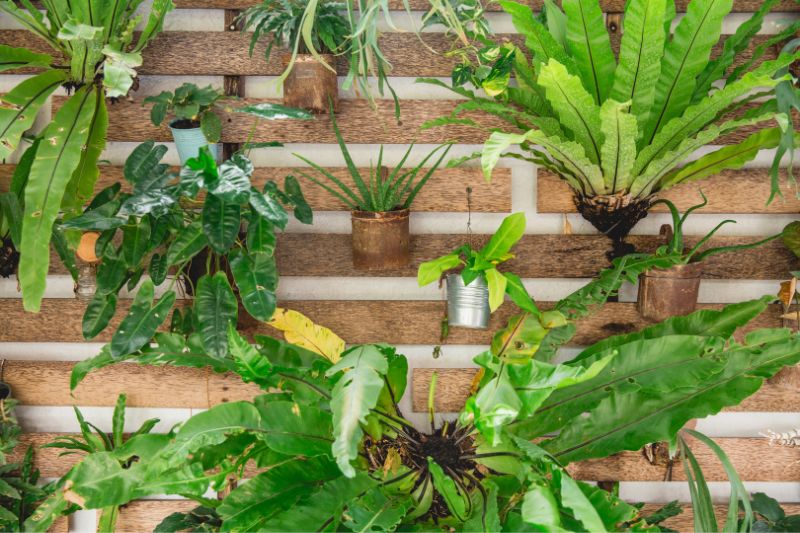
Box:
[96,248,128,295]
[599,100,638,192]
[479,212,526,262]
[0,44,51,72]
[284,175,313,224]
[255,398,333,457]
[234,102,313,120]
[343,488,411,532]
[218,456,339,531]
[268,308,345,363]
[229,325,272,385]
[22,491,69,533]
[63,93,108,215]
[122,216,151,267]
[200,111,222,143]
[123,142,170,194]
[202,193,240,253]
[0,70,65,159]
[20,86,98,311]
[110,281,176,357]
[522,484,561,529]
[249,188,289,229]
[503,272,538,314]
[195,273,237,358]
[427,459,468,520]
[148,253,168,285]
[499,0,574,71]
[417,253,462,286]
[166,220,207,266]
[246,216,276,254]
[210,154,253,203]
[563,0,615,103]
[558,470,608,532]
[326,346,388,477]
[229,248,277,321]
[82,292,117,340]
[484,268,507,312]
[610,0,668,127]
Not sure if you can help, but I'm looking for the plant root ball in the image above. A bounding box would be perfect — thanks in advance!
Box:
[573,193,654,261]
[0,237,19,278]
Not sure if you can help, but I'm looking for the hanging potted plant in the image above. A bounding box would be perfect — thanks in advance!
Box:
[424,0,800,260]
[294,112,451,270]
[637,194,780,322]
[417,212,528,329]
[144,83,228,164]
[239,0,349,113]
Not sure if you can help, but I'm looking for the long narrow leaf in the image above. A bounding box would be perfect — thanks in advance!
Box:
[562,0,616,104]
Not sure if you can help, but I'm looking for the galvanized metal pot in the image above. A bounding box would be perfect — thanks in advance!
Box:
[351,209,410,270]
[283,54,339,114]
[447,273,490,329]
[637,262,703,322]
[169,120,220,164]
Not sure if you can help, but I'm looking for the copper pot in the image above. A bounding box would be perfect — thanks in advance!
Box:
[283,54,339,113]
[351,209,410,271]
[637,262,703,322]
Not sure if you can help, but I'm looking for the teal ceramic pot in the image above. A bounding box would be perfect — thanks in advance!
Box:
[169,120,220,164]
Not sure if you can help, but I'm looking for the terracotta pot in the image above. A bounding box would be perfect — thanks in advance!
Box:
[637,262,703,322]
[351,209,410,271]
[283,54,339,114]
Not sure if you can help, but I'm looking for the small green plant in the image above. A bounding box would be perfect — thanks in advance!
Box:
[44,394,159,531]
[418,212,529,312]
[747,492,800,531]
[61,140,312,361]
[144,83,227,143]
[654,194,780,265]
[239,0,350,72]
[294,111,452,212]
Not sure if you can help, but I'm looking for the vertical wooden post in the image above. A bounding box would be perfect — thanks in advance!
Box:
[223,9,245,161]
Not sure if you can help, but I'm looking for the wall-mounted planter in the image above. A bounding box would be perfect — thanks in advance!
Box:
[351,209,410,271]
[283,54,339,114]
[446,273,490,329]
[170,119,220,164]
[637,262,703,322]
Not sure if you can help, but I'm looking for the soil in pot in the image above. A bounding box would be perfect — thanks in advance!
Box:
[637,262,703,322]
[169,118,220,164]
[0,237,19,278]
[351,209,410,271]
[574,193,653,261]
[283,54,339,114]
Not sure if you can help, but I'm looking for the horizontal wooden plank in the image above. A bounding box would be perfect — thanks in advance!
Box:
[0,164,510,213]
[0,31,779,76]
[65,97,781,146]
[642,503,800,533]
[0,299,786,345]
[174,0,800,12]
[538,168,800,214]
[13,432,800,482]
[411,365,800,413]
[115,500,197,533]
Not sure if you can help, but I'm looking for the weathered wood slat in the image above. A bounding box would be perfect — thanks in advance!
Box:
[0,31,780,76]
[60,97,780,146]
[538,169,800,214]
[0,165,510,213]
[115,500,197,533]
[411,366,800,413]
[13,433,800,482]
[641,504,800,533]
[0,300,787,345]
[2,357,796,412]
[174,0,800,12]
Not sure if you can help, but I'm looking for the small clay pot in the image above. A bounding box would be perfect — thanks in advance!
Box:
[283,54,339,114]
[351,209,410,271]
[637,262,703,322]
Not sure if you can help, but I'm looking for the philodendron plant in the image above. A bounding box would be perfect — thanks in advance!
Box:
[25,254,800,532]
[418,212,527,312]
[0,0,173,312]
[144,83,227,144]
[424,0,800,258]
[60,141,312,360]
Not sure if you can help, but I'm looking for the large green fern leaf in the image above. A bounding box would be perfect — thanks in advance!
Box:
[562,0,616,104]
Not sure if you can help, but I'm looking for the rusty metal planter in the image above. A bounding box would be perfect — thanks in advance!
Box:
[637,262,703,322]
[283,54,339,114]
[351,209,410,271]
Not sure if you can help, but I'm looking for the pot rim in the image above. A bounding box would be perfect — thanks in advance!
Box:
[641,261,704,279]
[351,208,410,221]
[169,118,202,130]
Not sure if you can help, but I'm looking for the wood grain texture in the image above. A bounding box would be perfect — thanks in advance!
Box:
[174,0,800,11]
[538,168,800,214]
[115,500,197,533]
[411,365,800,413]
[0,31,779,76]
[0,165,511,213]
[12,432,800,482]
[0,299,786,345]
[642,504,800,533]
[58,97,785,146]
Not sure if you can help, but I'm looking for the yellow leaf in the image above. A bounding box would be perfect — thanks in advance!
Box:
[267,308,345,363]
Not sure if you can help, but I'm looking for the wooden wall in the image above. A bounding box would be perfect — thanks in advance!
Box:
[1,1,799,531]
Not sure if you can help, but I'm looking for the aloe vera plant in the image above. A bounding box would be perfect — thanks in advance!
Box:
[0,0,174,312]
[23,253,800,532]
[60,141,312,360]
[424,0,800,258]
